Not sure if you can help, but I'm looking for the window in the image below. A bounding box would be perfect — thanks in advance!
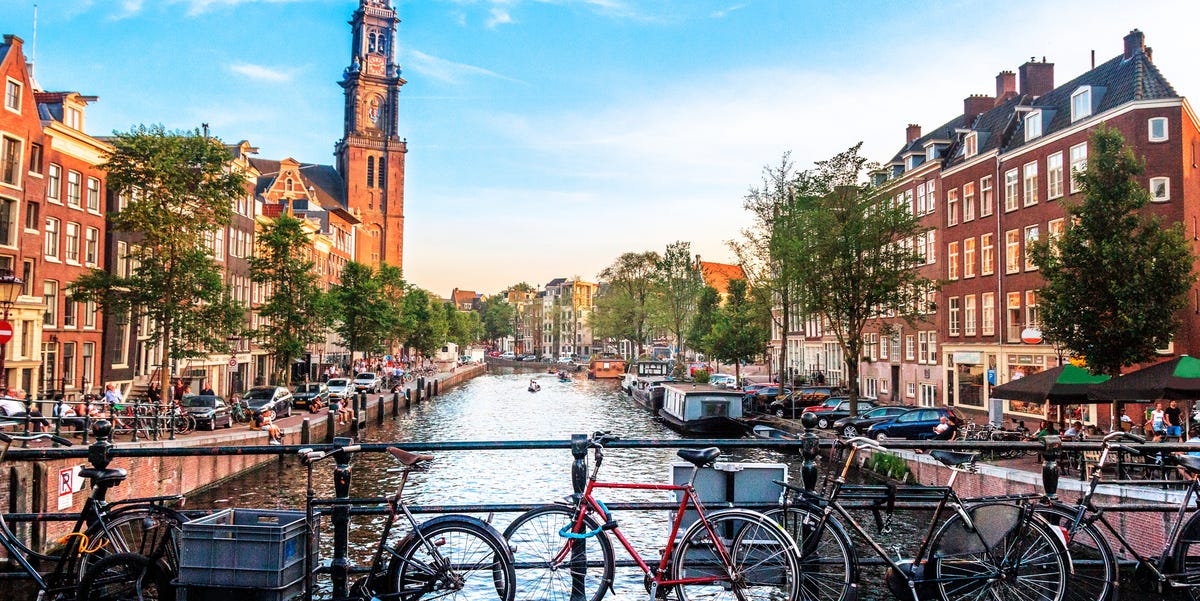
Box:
[1024,111,1042,141]
[63,295,77,328]
[963,182,975,222]
[1071,87,1092,122]
[980,176,993,217]
[24,200,37,231]
[982,293,995,336]
[65,222,80,263]
[1046,152,1063,199]
[948,241,960,280]
[1069,143,1087,194]
[116,241,129,277]
[964,132,977,158]
[0,136,19,186]
[62,341,76,387]
[67,170,82,207]
[1004,169,1019,211]
[920,383,937,407]
[926,230,936,264]
[43,280,58,327]
[82,342,95,389]
[918,332,928,365]
[964,237,976,278]
[44,217,60,259]
[1048,219,1065,257]
[926,145,936,162]
[1024,225,1039,271]
[981,233,994,275]
[947,189,958,226]
[916,183,926,216]
[904,189,914,215]
[1005,230,1021,274]
[84,299,96,329]
[1023,161,1038,206]
[925,331,937,364]
[1007,292,1023,341]
[86,177,101,211]
[1026,290,1041,330]
[1150,177,1170,202]
[0,197,13,246]
[21,258,32,297]
[65,107,81,130]
[367,156,375,188]
[905,335,915,361]
[85,227,99,265]
[47,164,62,201]
[4,79,19,112]
[949,297,961,336]
[28,143,41,174]
[926,180,936,215]
[906,382,916,398]
[965,295,977,336]
[1149,117,1168,142]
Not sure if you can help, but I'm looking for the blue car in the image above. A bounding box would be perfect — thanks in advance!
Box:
[866,407,965,441]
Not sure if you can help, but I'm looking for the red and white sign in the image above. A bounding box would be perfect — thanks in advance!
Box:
[0,320,13,344]
[1021,327,1043,345]
[229,357,238,368]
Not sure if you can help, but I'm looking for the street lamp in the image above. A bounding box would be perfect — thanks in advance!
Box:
[0,268,24,392]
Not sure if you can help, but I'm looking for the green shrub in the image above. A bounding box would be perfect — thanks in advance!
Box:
[868,452,911,482]
[693,369,710,384]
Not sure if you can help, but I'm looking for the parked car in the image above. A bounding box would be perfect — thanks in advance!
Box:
[500,351,516,360]
[292,382,329,411]
[556,356,574,365]
[242,386,294,418]
[326,378,351,400]
[181,394,233,430]
[833,405,915,438]
[804,397,879,429]
[488,351,501,358]
[768,386,847,418]
[867,407,966,441]
[521,354,540,362]
[354,372,382,393]
[746,386,792,413]
[708,374,737,388]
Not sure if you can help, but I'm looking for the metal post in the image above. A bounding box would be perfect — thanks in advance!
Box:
[130,401,140,443]
[168,398,176,440]
[376,394,383,426]
[800,412,820,492]
[392,391,399,417]
[330,436,354,599]
[433,379,439,396]
[81,397,91,445]
[326,411,335,444]
[1041,435,1062,499]
[404,389,411,409]
[570,434,588,498]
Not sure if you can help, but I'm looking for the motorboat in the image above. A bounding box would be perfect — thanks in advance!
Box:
[658,384,747,436]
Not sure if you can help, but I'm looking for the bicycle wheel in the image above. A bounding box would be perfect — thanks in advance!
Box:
[389,516,516,601]
[1170,510,1200,599]
[78,551,173,601]
[764,507,856,601]
[502,504,615,601]
[81,505,185,585]
[669,508,800,601]
[930,503,1068,601]
[1034,504,1117,601]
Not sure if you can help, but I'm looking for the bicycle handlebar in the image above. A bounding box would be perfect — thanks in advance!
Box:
[589,431,620,447]
[300,444,362,464]
[1103,431,1146,444]
[844,436,887,452]
[0,431,73,446]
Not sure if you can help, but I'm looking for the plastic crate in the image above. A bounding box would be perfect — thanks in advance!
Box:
[178,509,312,589]
[178,577,304,601]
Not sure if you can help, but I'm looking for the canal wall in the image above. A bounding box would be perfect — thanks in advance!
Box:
[0,363,486,554]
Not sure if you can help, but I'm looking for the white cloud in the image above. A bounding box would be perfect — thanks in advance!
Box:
[404,49,524,85]
[710,3,746,18]
[229,63,294,83]
[486,6,515,28]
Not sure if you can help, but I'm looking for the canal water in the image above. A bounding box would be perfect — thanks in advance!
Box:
[189,371,1145,600]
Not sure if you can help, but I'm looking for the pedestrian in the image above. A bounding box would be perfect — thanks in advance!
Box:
[1151,402,1167,441]
[200,381,215,396]
[1166,400,1183,440]
[103,383,123,412]
[250,408,283,444]
[147,383,161,405]
[0,390,48,432]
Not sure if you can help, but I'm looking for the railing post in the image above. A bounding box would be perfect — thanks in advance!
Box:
[131,402,140,443]
[88,420,114,470]
[20,398,31,447]
[416,378,424,402]
[168,400,176,441]
[571,434,588,499]
[330,436,354,600]
[800,412,820,492]
[1040,435,1062,499]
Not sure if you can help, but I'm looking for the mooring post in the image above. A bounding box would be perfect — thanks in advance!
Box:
[426,382,432,401]
[416,378,424,402]
[433,379,439,396]
[404,389,411,409]
[301,418,310,445]
[376,395,384,425]
[326,411,336,443]
[800,412,820,492]
[330,436,355,599]
[1040,435,1062,499]
[392,391,400,416]
[358,392,367,429]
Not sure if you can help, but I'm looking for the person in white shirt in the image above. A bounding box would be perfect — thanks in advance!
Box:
[103,383,123,408]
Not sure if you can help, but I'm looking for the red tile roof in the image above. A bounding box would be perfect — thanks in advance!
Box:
[698,261,747,295]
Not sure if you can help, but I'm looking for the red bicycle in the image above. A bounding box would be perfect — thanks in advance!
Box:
[503,432,802,601]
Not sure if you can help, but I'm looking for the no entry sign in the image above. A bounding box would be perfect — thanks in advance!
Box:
[0,320,13,344]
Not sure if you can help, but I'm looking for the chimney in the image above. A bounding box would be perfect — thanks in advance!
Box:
[1018,58,1055,98]
[964,94,994,118]
[2,35,22,49]
[906,124,922,143]
[995,71,1017,104]
[1124,29,1144,60]
[1145,46,1153,62]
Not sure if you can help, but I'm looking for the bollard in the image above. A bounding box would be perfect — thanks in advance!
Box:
[426,382,432,401]
[1041,435,1062,499]
[358,392,367,429]
[433,379,439,396]
[800,412,820,492]
[88,420,115,470]
[301,418,311,445]
[330,436,355,600]
[404,389,411,409]
[376,395,384,426]
[392,391,400,417]
[571,434,589,499]
[326,411,336,443]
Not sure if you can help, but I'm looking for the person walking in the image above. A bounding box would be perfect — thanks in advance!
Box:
[1150,402,1167,441]
[1166,400,1183,440]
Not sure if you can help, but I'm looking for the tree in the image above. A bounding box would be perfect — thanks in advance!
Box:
[330,262,391,359]
[790,143,934,416]
[687,286,721,358]
[1031,126,1194,381]
[249,215,331,384]
[69,125,244,399]
[595,252,659,357]
[705,279,768,386]
[446,304,481,350]
[375,263,408,352]
[402,289,449,358]
[480,296,514,344]
[651,241,701,374]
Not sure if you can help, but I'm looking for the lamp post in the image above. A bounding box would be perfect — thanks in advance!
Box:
[0,268,24,393]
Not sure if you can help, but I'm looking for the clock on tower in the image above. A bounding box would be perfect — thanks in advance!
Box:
[366,55,385,77]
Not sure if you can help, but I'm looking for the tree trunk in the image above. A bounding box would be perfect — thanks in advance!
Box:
[159,317,171,409]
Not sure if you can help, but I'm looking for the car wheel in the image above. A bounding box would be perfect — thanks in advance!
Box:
[842,425,858,438]
[873,431,888,442]
[284,404,292,418]
[817,417,830,429]
[774,408,784,418]
[224,416,232,428]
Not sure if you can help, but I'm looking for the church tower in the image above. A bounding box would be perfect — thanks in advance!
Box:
[335,0,406,269]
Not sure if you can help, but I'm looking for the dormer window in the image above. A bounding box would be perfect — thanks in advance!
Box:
[65,107,82,130]
[4,79,20,113]
[925,145,937,162]
[964,133,978,158]
[906,155,920,170]
[1024,111,1042,142]
[1071,87,1092,122]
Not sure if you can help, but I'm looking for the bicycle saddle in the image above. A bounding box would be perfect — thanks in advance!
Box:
[677,448,721,468]
[1177,455,1200,476]
[930,450,977,468]
[388,447,433,466]
[78,468,127,486]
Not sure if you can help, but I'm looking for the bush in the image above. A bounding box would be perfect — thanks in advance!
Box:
[693,369,710,384]
[868,452,911,482]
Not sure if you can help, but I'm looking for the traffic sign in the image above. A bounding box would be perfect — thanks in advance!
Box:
[0,320,12,344]
[229,357,238,368]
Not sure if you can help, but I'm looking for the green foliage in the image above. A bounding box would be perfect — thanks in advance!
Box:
[446,304,482,349]
[651,241,701,365]
[329,262,392,357]
[68,124,244,396]
[687,286,720,357]
[705,279,768,384]
[868,452,911,482]
[1031,126,1195,375]
[480,296,515,342]
[693,369,710,384]
[249,215,330,385]
[594,251,659,357]
[402,289,449,357]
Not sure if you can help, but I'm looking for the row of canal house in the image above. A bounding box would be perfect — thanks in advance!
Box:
[774,30,1200,428]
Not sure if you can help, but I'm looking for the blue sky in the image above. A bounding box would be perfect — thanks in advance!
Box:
[4,0,1199,297]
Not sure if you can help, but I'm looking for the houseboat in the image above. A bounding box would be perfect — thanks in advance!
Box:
[621,360,673,394]
[658,384,747,436]
[589,356,627,379]
[631,376,671,411]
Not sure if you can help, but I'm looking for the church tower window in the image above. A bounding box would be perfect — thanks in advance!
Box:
[367,156,375,188]
[369,32,377,53]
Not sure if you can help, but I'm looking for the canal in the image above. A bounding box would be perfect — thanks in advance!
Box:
[188,371,1146,600]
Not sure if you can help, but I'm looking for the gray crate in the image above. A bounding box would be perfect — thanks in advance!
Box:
[178,577,304,601]
[178,509,312,589]
[670,461,787,528]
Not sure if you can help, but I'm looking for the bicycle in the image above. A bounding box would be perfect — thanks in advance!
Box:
[298,442,516,601]
[768,436,1070,601]
[1032,430,1200,601]
[503,431,803,601]
[0,428,185,601]
[229,397,252,424]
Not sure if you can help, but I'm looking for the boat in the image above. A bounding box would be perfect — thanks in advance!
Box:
[621,360,673,394]
[589,356,627,379]
[528,381,541,393]
[631,376,671,411]
[658,384,747,436]
[751,424,798,441]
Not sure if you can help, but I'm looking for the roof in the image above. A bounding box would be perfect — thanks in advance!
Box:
[887,113,969,168]
[698,261,747,295]
[248,157,349,213]
[451,289,477,305]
